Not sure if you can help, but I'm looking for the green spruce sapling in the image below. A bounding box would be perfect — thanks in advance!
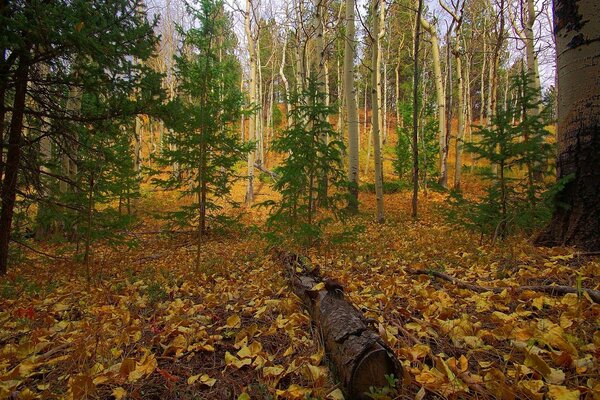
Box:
[152,0,252,270]
[262,78,348,247]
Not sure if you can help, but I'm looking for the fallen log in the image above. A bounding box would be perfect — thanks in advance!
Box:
[278,251,402,399]
[407,269,600,303]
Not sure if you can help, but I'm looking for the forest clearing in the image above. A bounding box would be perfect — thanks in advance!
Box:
[1,0,599,399]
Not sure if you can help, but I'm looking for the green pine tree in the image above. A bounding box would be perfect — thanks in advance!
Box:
[447,71,554,241]
[152,0,251,270]
[263,77,348,247]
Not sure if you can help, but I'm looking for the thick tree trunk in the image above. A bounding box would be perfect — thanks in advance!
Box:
[279,251,401,399]
[535,0,600,251]
[371,0,385,223]
[0,52,30,275]
[344,0,360,213]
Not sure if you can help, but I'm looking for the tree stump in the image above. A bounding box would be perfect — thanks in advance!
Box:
[278,251,402,399]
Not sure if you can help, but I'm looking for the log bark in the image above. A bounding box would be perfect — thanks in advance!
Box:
[279,251,401,399]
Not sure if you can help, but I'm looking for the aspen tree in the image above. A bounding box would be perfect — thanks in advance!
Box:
[420,16,447,187]
[344,0,360,212]
[371,0,385,223]
[536,0,600,251]
[245,0,258,204]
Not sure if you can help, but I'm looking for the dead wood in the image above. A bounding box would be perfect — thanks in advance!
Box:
[407,269,600,303]
[278,251,402,399]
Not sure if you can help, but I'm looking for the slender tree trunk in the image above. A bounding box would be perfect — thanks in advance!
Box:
[60,82,82,194]
[420,17,447,187]
[535,0,600,251]
[480,22,487,123]
[279,35,291,125]
[444,30,453,188]
[524,0,542,112]
[371,0,385,223]
[454,55,464,189]
[0,51,30,275]
[412,0,423,219]
[344,0,360,212]
[377,0,385,147]
[83,174,94,282]
[0,50,7,186]
[245,0,257,204]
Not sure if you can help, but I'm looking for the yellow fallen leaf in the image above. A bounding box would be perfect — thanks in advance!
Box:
[311,282,325,291]
[547,385,580,400]
[276,384,312,398]
[226,314,241,329]
[263,365,285,377]
[128,352,157,382]
[327,388,345,400]
[188,374,201,385]
[112,387,127,400]
[225,351,251,369]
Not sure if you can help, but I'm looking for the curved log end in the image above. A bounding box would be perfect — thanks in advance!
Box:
[350,346,401,398]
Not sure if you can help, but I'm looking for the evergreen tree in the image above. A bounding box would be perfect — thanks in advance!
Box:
[263,78,348,247]
[447,71,554,241]
[0,0,162,274]
[152,0,251,270]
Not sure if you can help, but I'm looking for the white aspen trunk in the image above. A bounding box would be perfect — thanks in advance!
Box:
[376,0,385,147]
[535,0,600,251]
[454,55,465,189]
[383,61,388,143]
[420,17,447,186]
[324,59,330,107]
[524,0,542,112]
[256,39,264,164]
[245,0,257,204]
[480,23,487,123]
[371,0,385,223]
[395,62,401,127]
[279,35,291,126]
[344,0,360,211]
[240,74,245,141]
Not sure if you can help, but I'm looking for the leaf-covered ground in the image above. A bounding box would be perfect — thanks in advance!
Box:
[1,180,599,400]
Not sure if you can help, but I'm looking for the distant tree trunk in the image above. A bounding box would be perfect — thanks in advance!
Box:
[60,80,82,194]
[420,17,447,187]
[344,0,360,212]
[535,0,600,251]
[524,0,542,111]
[0,51,30,275]
[371,0,385,223]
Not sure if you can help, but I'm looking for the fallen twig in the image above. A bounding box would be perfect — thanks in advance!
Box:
[407,269,600,303]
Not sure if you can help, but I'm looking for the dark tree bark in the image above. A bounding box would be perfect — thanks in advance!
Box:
[279,251,402,399]
[535,0,600,251]
[0,51,30,275]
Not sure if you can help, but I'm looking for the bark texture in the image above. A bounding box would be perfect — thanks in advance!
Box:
[535,0,600,251]
[0,51,30,275]
[279,251,401,399]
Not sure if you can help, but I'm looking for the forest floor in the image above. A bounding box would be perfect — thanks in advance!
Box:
[1,174,599,400]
